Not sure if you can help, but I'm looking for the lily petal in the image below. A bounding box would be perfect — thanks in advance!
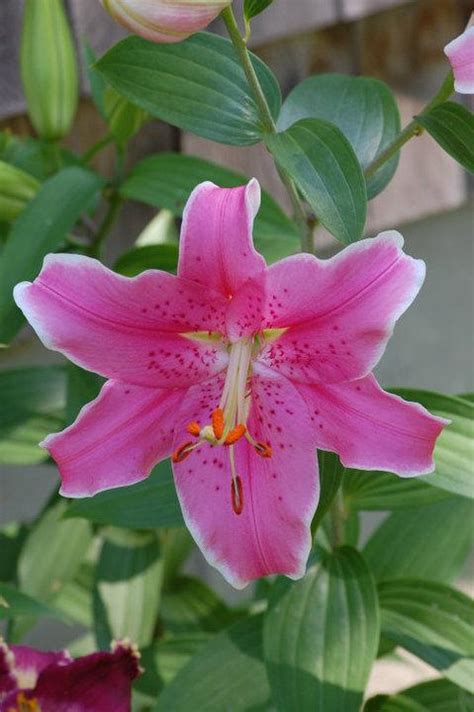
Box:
[297,374,447,476]
[258,232,425,384]
[178,180,266,299]
[14,254,228,388]
[42,380,185,498]
[172,369,318,588]
[0,641,141,712]
[0,640,16,699]
[444,26,474,94]
[9,646,70,690]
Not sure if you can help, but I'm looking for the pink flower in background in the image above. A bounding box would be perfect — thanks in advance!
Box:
[0,638,140,712]
[444,25,474,94]
[14,180,446,588]
[100,0,232,44]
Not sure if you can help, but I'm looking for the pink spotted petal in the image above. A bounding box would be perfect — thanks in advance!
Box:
[297,374,448,476]
[171,369,318,588]
[178,180,266,299]
[0,641,141,712]
[226,273,266,342]
[14,254,228,389]
[42,380,185,498]
[258,232,425,384]
[444,26,474,94]
[101,0,231,44]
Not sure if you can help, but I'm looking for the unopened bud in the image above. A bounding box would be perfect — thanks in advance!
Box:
[0,161,40,221]
[100,0,233,44]
[21,0,79,139]
[104,87,148,145]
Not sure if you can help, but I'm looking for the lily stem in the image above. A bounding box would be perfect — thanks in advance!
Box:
[365,71,454,179]
[89,191,122,258]
[82,133,114,165]
[221,6,314,254]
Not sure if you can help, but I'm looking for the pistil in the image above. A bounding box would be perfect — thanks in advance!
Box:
[172,337,273,514]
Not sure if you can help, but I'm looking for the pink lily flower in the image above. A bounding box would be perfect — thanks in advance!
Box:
[14,180,446,588]
[100,0,232,44]
[444,25,474,94]
[0,638,140,711]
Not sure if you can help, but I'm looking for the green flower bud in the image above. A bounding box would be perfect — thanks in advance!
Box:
[0,161,40,221]
[104,87,148,145]
[21,0,79,140]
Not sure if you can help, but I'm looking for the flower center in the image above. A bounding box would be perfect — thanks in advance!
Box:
[172,337,272,515]
[7,692,41,712]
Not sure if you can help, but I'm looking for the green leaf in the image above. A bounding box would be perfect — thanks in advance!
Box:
[266,119,367,244]
[114,244,179,277]
[379,579,474,692]
[278,74,401,198]
[363,497,474,583]
[120,153,300,262]
[0,583,68,623]
[364,679,474,712]
[416,101,474,173]
[161,576,240,636]
[154,615,271,712]
[0,526,28,582]
[0,166,103,343]
[244,0,274,21]
[343,469,450,511]
[392,390,474,500]
[18,501,93,602]
[137,633,211,698]
[54,563,94,628]
[264,547,379,712]
[97,33,281,146]
[311,451,344,535]
[162,528,194,588]
[0,131,79,180]
[65,459,184,529]
[135,209,179,247]
[95,528,163,647]
[82,41,107,119]
[66,363,104,425]
[0,366,66,465]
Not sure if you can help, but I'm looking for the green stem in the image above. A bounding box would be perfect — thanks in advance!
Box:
[82,133,114,165]
[221,6,314,253]
[89,192,122,258]
[365,71,454,179]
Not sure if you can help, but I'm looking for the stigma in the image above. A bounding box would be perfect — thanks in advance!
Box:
[172,338,272,514]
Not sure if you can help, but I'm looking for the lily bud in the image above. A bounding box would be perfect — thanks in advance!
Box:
[104,87,149,144]
[0,161,40,221]
[444,25,474,94]
[21,0,79,140]
[100,0,233,44]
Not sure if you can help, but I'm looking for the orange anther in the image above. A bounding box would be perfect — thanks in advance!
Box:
[186,421,201,437]
[211,408,225,440]
[255,442,272,458]
[231,476,244,515]
[172,441,194,463]
[224,424,247,445]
